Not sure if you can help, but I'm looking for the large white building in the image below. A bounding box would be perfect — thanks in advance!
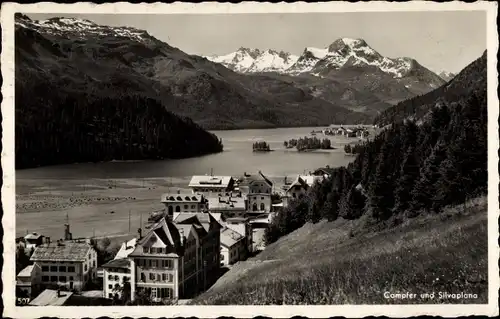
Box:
[128,213,222,302]
[160,192,207,215]
[102,258,131,300]
[30,239,98,292]
[188,175,235,195]
[238,171,273,213]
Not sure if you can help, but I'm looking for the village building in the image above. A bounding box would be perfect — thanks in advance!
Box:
[207,195,246,217]
[224,217,253,254]
[102,258,131,299]
[24,232,45,250]
[30,236,98,292]
[283,175,322,207]
[160,192,208,215]
[188,175,235,196]
[16,264,42,299]
[128,212,222,302]
[220,227,246,266]
[238,171,273,213]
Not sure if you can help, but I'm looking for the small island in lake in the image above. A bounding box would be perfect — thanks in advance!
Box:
[284,136,334,152]
[253,141,273,152]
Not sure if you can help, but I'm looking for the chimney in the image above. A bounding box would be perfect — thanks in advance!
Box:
[57,288,61,297]
[138,228,142,239]
[177,189,180,194]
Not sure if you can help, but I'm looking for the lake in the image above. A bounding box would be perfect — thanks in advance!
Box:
[16,127,360,180]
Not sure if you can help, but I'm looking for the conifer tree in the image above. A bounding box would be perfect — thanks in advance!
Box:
[393,146,419,213]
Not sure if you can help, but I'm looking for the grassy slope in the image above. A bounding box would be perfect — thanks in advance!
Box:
[192,196,487,305]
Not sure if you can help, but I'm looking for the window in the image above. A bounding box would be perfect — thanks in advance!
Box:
[148,260,152,267]
[59,266,66,272]
[260,203,265,211]
[191,205,196,209]
[261,197,264,200]
[157,273,161,281]
[42,276,49,282]
[175,206,180,212]
[108,284,112,289]
[68,266,75,272]
[88,254,91,259]
[93,261,96,267]
[149,273,155,281]
[220,254,224,261]
[69,276,74,281]
[292,193,296,198]
[42,266,49,272]
[114,275,119,281]
[184,205,188,210]
[84,264,87,271]
[109,293,113,298]
[50,276,57,282]
[140,273,146,282]
[50,266,57,272]
[59,276,66,282]
[162,273,167,281]
[252,203,257,211]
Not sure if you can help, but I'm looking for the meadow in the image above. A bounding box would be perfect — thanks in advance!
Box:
[192,196,488,305]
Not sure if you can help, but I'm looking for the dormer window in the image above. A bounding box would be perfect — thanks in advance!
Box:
[176,196,182,201]
[185,196,191,201]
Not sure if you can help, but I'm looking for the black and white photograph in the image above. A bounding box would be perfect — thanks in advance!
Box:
[2,1,499,318]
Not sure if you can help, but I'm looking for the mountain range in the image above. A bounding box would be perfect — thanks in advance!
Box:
[207,39,444,83]
[16,15,455,133]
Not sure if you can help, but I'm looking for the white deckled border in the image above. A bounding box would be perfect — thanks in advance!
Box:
[1,1,499,318]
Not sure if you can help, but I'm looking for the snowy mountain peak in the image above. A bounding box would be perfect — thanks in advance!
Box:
[206,48,298,73]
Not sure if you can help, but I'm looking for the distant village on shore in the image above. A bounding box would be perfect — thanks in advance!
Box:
[16,168,335,306]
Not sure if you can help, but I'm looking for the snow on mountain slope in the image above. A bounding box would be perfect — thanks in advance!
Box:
[16,16,155,44]
[206,47,298,73]
[208,38,442,84]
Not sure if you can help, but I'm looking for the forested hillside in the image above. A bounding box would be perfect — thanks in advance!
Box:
[15,73,223,169]
[265,53,487,244]
[373,51,487,126]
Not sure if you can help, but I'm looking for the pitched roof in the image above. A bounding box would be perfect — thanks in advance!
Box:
[188,175,233,188]
[220,227,245,248]
[102,258,130,269]
[174,212,222,232]
[114,238,137,260]
[239,171,273,187]
[131,218,183,257]
[17,265,35,277]
[29,289,73,306]
[30,242,92,262]
[24,232,43,240]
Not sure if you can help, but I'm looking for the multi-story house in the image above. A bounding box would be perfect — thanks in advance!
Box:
[188,175,235,196]
[283,175,323,207]
[220,227,246,266]
[224,217,253,254]
[30,238,98,292]
[24,232,44,250]
[161,192,207,215]
[128,212,221,302]
[239,171,273,213]
[102,258,131,299]
[16,264,42,299]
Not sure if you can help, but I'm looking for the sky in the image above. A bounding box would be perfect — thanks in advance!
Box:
[29,11,487,74]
